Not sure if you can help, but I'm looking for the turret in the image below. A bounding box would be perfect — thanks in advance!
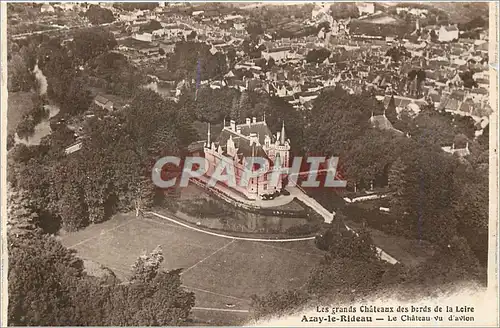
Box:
[207,122,211,147]
[280,121,286,145]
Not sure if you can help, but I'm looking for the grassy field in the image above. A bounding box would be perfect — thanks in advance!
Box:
[346,220,436,268]
[7,91,34,134]
[59,212,324,325]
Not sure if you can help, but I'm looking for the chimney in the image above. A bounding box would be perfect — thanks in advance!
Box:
[246,118,251,125]
[252,117,257,123]
[230,119,236,131]
[249,133,259,146]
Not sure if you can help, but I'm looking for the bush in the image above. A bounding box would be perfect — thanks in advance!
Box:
[7,134,16,150]
[285,223,321,236]
[16,115,37,139]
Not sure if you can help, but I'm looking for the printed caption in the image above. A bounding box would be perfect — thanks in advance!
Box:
[301,305,475,324]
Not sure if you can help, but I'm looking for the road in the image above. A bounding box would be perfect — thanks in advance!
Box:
[287,187,398,264]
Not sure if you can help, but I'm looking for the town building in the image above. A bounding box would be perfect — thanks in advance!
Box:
[94,95,114,111]
[41,3,55,13]
[441,143,470,157]
[204,117,291,200]
[357,3,375,16]
[65,142,83,155]
[438,25,459,42]
[261,47,293,62]
[133,32,153,42]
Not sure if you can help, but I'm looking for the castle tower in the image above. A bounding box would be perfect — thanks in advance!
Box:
[275,121,291,168]
[206,122,211,147]
[280,121,286,145]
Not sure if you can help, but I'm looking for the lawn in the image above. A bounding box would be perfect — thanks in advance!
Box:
[59,212,324,325]
[7,91,34,134]
[346,220,436,267]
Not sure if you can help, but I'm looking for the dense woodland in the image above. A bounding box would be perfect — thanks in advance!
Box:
[7,21,489,325]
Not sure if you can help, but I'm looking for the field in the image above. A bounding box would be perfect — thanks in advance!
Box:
[59,213,324,325]
[7,91,34,134]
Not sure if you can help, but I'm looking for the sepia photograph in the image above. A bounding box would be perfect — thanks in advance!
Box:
[1,1,498,326]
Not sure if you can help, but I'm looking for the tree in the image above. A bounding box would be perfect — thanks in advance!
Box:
[61,77,92,115]
[245,20,264,39]
[389,144,460,244]
[385,237,486,299]
[15,114,37,139]
[409,111,455,147]
[416,69,426,96]
[307,257,387,298]
[130,246,164,283]
[251,289,309,321]
[71,28,117,65]
[321,225,381,263]
[430,29,438,42]
[85,4,115,25]
[8,51,35,92]
[388,157,406,191]
[304,87,372,158]
[330,2,360,20]
[305,48,331,64]
[8,233,88,326]
[342,129,405,189]
[139,20,162,33]
[452,165,489,265]
[459,70,478,89]
[186,30,197,41]
[8,233,195,326]
[109,247,195,326]
[267,57,275,70]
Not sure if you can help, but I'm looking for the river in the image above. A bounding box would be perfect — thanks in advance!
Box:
[15,62,61,146]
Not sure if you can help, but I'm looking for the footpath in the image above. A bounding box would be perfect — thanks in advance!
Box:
[290,186,398,264]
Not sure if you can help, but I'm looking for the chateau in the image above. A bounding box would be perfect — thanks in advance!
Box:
[204,117,291,200]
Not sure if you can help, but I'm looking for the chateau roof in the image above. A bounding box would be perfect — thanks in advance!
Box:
[235,121,274,146]
[217,127,269,159]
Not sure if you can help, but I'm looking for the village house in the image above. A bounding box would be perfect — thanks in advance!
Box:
[54,3,76,11]
[158,41,176,54]
[441,143,470,157]
[41,3,55,13]
[133,32,153,42]
[65,142,83,155]
[94,95,114,111]
[383,95,427,117]
[357,2,375,16]
[120,12,139,22]
[438,25,459,43]
[261,46,293,62]
[396,6,428,17]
